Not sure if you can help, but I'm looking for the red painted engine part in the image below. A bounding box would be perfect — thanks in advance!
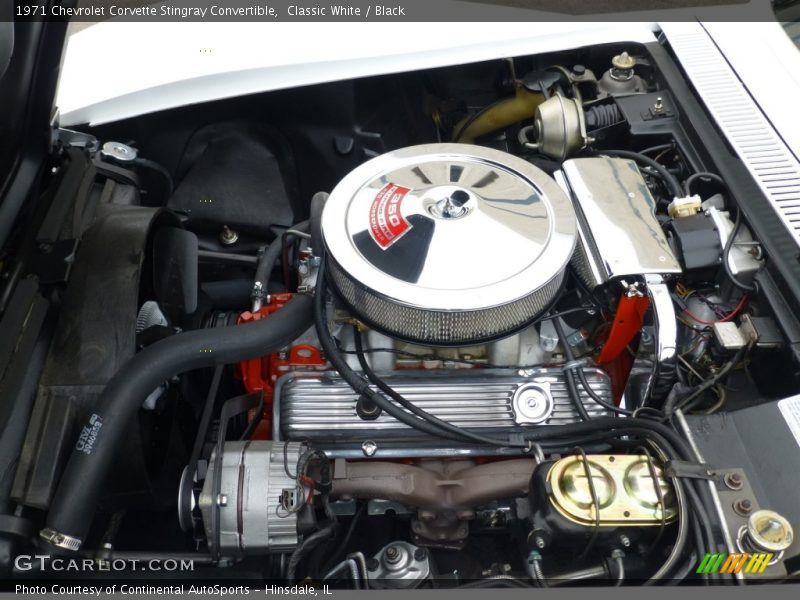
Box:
[595,293,651,404]
[237,293,327,439]
[237,292,649,435]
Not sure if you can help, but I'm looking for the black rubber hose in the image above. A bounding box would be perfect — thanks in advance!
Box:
[669,346,747,415]
[316,265,697,459]
[327,290,698,463]
[320,502,366,576]
[535,422,694,461]
[307,194,470,444]
[552,317,591,421]
[644,471,690,584]
[309,192,329,257]
[640,143,675,156]
[576,369,632,416]
[132,157,174,196]
[252,220,311,306]
[685,487,716,584]
[353,327,519,447]
[684,171,725,196]
[688,514,710,585]
[722,208,757,293]
[42,294,314,550]
[313,262,471,443]
[602,149,682,198]
[306,191,696,460]
[286,522,338,583]
[675,169,756,293]
[198,250,259,265]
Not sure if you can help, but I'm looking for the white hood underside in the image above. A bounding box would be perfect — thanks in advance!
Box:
[56,21,658,126]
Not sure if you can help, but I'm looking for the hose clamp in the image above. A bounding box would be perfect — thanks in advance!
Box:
[561,359,585,372]
[250,280,266,300]
[40,528,82,552]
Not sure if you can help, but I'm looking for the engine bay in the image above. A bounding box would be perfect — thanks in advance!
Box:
[6,38,800,587]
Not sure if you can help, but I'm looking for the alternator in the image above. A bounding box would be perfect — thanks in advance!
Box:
[198,441,303,558]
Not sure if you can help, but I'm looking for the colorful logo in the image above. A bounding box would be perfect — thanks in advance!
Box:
[696,552,773,575]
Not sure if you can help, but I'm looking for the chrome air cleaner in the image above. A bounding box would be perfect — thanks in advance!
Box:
[321,144,577,345]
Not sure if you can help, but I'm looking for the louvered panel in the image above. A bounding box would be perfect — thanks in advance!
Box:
[661,23,800,245]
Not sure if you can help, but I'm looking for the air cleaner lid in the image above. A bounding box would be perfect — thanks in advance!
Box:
[321,144,576,312]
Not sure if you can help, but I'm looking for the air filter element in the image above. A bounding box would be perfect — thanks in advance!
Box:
[321,144,577,345]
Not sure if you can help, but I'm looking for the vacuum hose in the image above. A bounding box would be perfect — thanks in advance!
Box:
[252,220,310,311]
[41,294,314,552]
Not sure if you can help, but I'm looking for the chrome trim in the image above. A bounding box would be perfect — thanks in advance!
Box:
[559,157,682,286]
[276,368,612,442]
[321,446,524,459]
[643,275,678,403]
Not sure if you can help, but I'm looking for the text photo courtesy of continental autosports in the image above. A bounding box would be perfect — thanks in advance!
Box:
[2,0,800,594]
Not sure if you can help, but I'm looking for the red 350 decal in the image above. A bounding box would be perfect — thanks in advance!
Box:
[369,183,412,249]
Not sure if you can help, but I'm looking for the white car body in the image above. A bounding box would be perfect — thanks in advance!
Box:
[57,21,659,126]
[56,10,800,244]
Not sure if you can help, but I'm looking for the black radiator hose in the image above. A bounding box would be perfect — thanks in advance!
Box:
[309,191,328,256]
[41,293,314,552]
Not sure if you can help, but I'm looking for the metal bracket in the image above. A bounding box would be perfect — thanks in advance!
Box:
[713,468,790,580]
[642,274,678,404]
[664,460,720,482]
[53,128,99,152]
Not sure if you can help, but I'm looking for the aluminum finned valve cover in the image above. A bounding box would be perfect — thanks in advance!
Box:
[276,369,613,444]
[321,144,577,345]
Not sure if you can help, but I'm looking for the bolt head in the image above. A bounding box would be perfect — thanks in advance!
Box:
[734,498,754,516]
[724,472,744,490]
[361,440,378,457]
[219,226,239,246]
[384,545,402,564]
